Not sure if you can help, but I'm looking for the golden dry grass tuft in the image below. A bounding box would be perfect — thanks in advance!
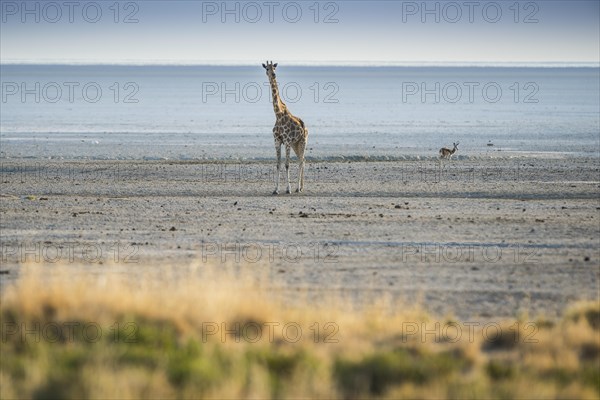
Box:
[0,263,598,399]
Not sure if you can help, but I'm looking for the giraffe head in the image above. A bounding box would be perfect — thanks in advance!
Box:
[262,61,278,80]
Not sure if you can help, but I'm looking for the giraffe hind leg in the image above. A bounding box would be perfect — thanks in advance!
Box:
[273,142,281,195]
[285,146,292,194]
[293,141,306,193]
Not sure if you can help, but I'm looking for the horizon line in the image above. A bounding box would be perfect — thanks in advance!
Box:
[2,60,599,68]
[0,59,600,67]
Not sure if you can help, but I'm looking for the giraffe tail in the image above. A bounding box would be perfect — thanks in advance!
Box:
[298,118,308,136]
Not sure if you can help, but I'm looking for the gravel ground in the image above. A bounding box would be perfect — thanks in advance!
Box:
[1,157,598,319]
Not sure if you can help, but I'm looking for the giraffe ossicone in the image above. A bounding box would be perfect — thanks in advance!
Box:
[263,61,309,195]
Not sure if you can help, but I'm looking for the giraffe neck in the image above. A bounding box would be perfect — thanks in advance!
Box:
[269,76,287,116]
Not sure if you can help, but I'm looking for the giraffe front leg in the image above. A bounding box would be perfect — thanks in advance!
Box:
[297,157,305,192]
[273,143,281,195]
[285,146,292,194]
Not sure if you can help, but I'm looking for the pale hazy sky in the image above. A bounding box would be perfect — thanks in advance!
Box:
[1,0,598,64]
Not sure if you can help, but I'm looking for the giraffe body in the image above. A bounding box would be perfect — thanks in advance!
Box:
[263,61,308,194]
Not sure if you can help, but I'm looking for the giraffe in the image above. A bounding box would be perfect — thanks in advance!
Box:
[262,61,308,194]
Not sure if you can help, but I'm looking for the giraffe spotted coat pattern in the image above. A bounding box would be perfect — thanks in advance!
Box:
[263,61,309,194]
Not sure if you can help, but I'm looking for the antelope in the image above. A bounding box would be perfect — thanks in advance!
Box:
[439,142,459,160]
